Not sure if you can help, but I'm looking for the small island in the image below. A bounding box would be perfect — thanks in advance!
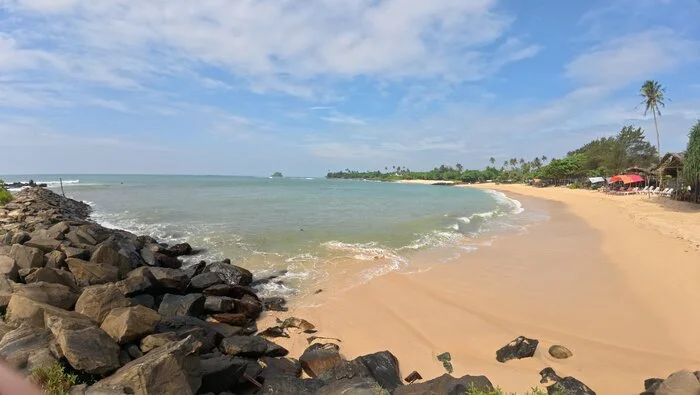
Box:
[271,172,284,178]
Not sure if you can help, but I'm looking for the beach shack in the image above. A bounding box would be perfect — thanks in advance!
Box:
[650,152,684,190]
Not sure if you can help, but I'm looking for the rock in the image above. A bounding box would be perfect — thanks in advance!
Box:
[207,322,244,338]
[437,352,453,374]
[0,324,54,369]
[155,316,220,353]
[9,231,31,245]
[130,294,155,309]
[259,376,323,394]
[203,296,235,313]
[260,357,302,380]
[61,246,89,260]
[91,336,203,395]
[405,371,423,383]
[549,345,573,359]
[44,250,67,269]
[55,325,121,375]
[91,244,131,277]
[357,351,402,391]
[115,275,152,296]
[236,294,263,319]
[656,371,700,395]
[189,272,225,291]
[24,267,77,289]
[153,252,182,269]
[211,313,248,326]
[10,244,44,269]
[148,267,189,291]
[5,295,78,328]
[316,378,385,395]
[0,255,19,281]
[67,258,120,287]
[166,243,193,257]
[539,367,596,395]
[158,293,205,317]
[66,228,98,247]
[199,354,251,393]
[24,238,63,253]
[279,316,316,332]
[315,351,402,393]
[140,332,181,353]
[262,296,287,312]
[184,261,207,279]
[100,306,161,344]
[125,344,143,360]
[75,284,132,324]
[300,343,343,377]
[204,262,253,286]
[394,373,494,395]
[643,378,664,394]
[496,336,539,363]
[220,335,288,358]
[13,282,79,310]
[140,246,157,266]
[27,347,59,371]
[48,221,71,236]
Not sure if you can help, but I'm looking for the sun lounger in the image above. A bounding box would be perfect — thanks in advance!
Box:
[648,187,660,195]
[620,187,638,195]
[661,188,674,197]
[654,188,669,195]
[637,186,650,194]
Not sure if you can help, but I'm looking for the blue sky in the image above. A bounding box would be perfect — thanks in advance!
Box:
[1,0,699,176]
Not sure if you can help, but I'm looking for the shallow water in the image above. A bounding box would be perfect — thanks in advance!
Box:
[2,175,548,297]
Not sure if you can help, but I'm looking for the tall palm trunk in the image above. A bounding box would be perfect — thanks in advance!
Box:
[652,110,662,190]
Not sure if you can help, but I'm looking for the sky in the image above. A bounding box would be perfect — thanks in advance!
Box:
[1,0,699,176]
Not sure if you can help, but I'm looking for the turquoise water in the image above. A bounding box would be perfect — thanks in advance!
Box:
[2,175,546,297]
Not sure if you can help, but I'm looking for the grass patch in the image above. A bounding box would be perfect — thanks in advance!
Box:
[465,384,553,395]
[29,363,78,395]
[0,187,12,205]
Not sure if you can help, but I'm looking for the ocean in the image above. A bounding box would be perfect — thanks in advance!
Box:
[2,175,548,298]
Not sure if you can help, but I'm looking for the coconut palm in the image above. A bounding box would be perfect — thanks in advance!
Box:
[640,80,666,157]
[489,157,496,166]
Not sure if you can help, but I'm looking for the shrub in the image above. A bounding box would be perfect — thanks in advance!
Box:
[0,187,12,205]
[29,363,78,395]
[465,384,552,395]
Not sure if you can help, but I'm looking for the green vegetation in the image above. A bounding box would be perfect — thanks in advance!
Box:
[271,172,284,177]
[327,125,657,184]
[0,180,12,205]
[640,80,666,156]
[682,121,700,202]
[465,384,555,395]
[29,363,78,395]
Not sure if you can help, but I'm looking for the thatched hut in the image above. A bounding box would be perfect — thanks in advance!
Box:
[651,152,685,178]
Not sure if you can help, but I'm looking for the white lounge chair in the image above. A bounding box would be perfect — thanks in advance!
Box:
[654,188,669,195]
[649,187,661,195]
[637,186,650,194]
[661,188,674,197]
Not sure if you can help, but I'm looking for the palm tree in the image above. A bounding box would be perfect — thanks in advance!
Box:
[456,163,463,172]
[489,157,496,166]
[640,80,666,157]
[541,155,547,163]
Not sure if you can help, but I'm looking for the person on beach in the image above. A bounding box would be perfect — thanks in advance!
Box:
[0,362,44,395]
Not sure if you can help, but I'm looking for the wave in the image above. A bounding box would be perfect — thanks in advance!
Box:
[483,189,524,214]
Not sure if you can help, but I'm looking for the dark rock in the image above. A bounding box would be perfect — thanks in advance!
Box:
[130,294,155,309]
[316,377,385,394]
[437,352,453,374]
[5,294,81,328]
[119,349,132,365]
[549,345,573,359]
[140,332,181,353]
[183,260,206,279]
[125,344,143,359]
[155,316,220,353]
[44,250,67,269]
[0,324,54,369]
[55,325,121,375]
[260,357,302,380]
[140,246,157,266]
[148,267,189,291]
[115,275,152,296]
[539,367,596,395]
[236,294,263,319]
[61,246,90,260]
[643,378,664,394]
[48,221,71,236]
[656,371,700,395]
[153,252,182,269]
[199,354,251,393]
[66,258,120,287]
[100,305,161,344]
[30,227,65,241]
[496,336,539,363]
[204,262,253,286]
[10,244,44,269]
[262,296,288,312]
[91,336,202,395]
[314,351,402,392]
[203,296,235,313]
[259,326,289,338]
[300,343,343,377]
[358,351,402,391]
[166,243,193,257]
[211,313,248,326]
[0,255,19,281]
[189,272,225,291]
[75,284,132,324]
[202,284,257,298]
[405,371,423,383]
[207,322,244,338]
[9,231,31,245]
[394,373,494,395]
[158,293,205,317]
[90,244,131,277]
[279,316,316,332]
[220,335,288,358]
[259,375,323,394]
[13,282,79,310]
[25,238,63,253]
[24,267,77,289]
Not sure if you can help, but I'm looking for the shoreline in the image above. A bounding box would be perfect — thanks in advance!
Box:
[262,183,700,393]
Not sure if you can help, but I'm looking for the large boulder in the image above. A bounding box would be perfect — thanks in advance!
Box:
[259,356,302,380]
[12,282,79,310]
[153,252,182,269]
[74,284,132,324]
[158,293,205,317]
[189,272,225,291]
[44,250,67,269]
[260,376,323,394]
[0,324,54,369]
[10,244,44,269]
[148,267,189,291]
[314,351,402,392]
[24,238,63,253]
[61,246,89,260]
[55,325,121,375]
[66,258,120,287]
[24,267,77,289]
[496,336,539,363]
[203,296,235,313]
[100,306,161,344]
[140,332,181,353]
[155,316,220,353]
[539,367,596,395]
[0,255,19,281]
[91,336,203,395]
[115,275,152,296]
[199,353,253,393]
[204,262,253,286]
[165,243,193,257]
[90,244,132,277]
[235,294,263,319]
[656,371,700,395]
[394,373,494,395]
[131,294,155,309]
[211,313,248,326]
[5,295,78,328]
[299,343,343,378]
[220,335,287,358]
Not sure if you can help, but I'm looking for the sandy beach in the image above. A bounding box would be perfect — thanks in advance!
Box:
[261,183,700,393]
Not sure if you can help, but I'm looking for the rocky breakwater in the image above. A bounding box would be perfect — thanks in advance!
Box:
[0,188,498,395]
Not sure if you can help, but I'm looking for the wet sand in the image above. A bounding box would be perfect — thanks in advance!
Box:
[260,184,700,393]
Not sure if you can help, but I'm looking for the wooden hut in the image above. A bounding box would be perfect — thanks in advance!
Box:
[651,152,685,178]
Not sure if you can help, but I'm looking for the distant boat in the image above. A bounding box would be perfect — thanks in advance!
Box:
[271,172,283,178]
